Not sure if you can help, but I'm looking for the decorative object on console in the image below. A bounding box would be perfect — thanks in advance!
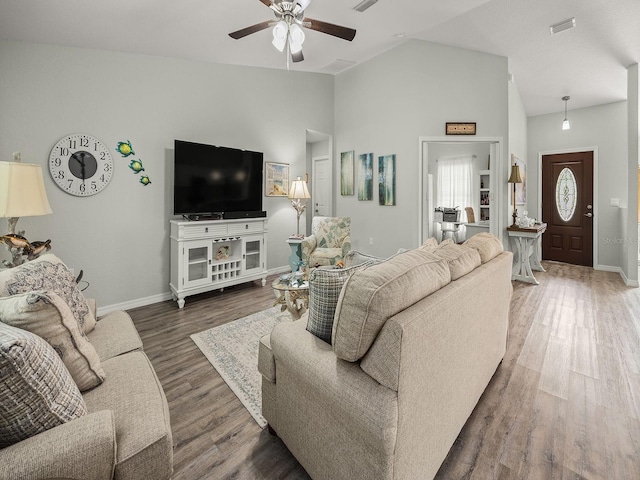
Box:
[49,134,113,196]
[357,153,373,201]
[511,153,526,204]
[378,154,396,206]
[265,162,290,196]
[507,163,523,227]
[228,0,356,68]
[446,122,476,135]
[215,245,230,260]
[340,150,354,196]
[0,156,53,267]
[562,95,571,130]
[288,176,311,237]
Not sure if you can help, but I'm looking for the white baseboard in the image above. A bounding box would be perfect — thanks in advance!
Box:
[98,265,292,316]
[594,264,639,287]
[97,292,173,317]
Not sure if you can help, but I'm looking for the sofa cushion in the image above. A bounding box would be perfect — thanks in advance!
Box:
[88,310,144,362]
[83,351,173,480]
[332,249,451,362]
[0,321,87,448]
[463,232,504,263]
[0,291,105,391]
[419,237,439,250]
[0,254,96,333]
[430,243,481,280]
[306,262,377,344]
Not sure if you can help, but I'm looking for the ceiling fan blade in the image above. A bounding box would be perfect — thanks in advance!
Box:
[292,50,304,63]
[229,21,272,40]
[302,17,356,41]
[259,0,282,13]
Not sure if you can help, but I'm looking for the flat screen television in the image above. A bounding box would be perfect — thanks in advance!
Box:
[174,140,263,217]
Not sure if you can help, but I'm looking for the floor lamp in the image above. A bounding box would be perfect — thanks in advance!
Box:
[507,164,523,227]
[288,176,311,238]
[0,158,53,267]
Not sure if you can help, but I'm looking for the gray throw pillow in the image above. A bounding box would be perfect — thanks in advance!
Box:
[0,321,87,448]
[306,261,377,343]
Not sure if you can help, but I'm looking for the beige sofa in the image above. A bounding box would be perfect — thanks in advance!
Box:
[0,255,173,480]
[259,235,512,479]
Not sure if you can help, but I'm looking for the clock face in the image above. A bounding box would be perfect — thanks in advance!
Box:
[49,134,113,196]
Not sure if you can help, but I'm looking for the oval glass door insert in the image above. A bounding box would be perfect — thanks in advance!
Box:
[556,167,577,221]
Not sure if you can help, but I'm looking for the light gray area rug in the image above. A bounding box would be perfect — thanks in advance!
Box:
[190,306,293,428]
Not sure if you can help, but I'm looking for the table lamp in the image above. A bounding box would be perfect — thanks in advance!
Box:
[0,158,53,266]
[288,176,311,237]
[507,164,523,227]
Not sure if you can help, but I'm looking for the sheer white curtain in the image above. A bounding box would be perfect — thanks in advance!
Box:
[436,155,474,222]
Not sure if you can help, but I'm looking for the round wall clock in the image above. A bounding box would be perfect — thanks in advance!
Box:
[49,134,114,196]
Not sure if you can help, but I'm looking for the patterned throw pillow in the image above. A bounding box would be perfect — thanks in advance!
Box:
[0,321,87,448]
[306,262,377,344]
[0,291,105,391]
[0,253,96,333]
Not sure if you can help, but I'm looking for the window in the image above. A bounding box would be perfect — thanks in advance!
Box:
[436,155,474,221]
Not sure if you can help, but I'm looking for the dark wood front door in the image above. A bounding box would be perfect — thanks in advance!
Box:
[542,151,594,266]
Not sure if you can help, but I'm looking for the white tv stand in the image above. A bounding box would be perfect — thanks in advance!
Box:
[169,217,268,308]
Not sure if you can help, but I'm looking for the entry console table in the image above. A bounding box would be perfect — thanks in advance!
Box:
[170,218,268,308]
[507,223,547,285]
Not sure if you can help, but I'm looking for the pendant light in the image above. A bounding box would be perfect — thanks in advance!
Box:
[562,96,571,130]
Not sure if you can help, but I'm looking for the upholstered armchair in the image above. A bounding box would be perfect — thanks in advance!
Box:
[301,216,351,267]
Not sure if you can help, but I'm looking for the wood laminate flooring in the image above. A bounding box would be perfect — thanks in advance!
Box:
[127,261,640,479]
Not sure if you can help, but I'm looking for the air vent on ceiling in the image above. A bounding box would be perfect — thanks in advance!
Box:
[550,17,576,35]
[353,0,378,13]
[320,59,357,74]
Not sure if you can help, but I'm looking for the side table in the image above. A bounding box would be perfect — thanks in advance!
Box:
[272,278,309,319]
[507,223,547,285]
[286,238,303,272]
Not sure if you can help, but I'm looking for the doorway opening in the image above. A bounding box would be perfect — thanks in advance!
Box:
[306,130,333,237]
[418,137,504,246]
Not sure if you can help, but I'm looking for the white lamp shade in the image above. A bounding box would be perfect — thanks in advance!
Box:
[288,177,311,199]
[562,119,571,130]
[289,24,305,54]
[272,21,288,52]
[0,162,52,218]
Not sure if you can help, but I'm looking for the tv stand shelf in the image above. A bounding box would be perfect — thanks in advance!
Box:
[169,218,268,308]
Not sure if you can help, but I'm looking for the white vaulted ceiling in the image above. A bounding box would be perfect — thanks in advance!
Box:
[1,0,638,116]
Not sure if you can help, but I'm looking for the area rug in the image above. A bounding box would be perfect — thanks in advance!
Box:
[190,306,294,428]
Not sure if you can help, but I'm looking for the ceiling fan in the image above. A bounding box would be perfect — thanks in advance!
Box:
[229,0,356,64]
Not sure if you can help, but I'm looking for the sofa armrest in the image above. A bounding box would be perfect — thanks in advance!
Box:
[301,235,317,264]
[0,411,116,480]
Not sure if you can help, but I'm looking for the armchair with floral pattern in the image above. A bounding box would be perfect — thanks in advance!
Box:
[301,216,351,268]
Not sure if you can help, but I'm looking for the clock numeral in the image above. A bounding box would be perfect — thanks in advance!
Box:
[100,174,105,183]
[80,137,89,148]
[103,163,111,172]
[91,181,97,190]
[100,152,107,160]
[53,158,62,167]
[59,147,70,156]
[67,179,73,188]
[67,140,76,149]
[79,183,86,193]
[57,170,65,180]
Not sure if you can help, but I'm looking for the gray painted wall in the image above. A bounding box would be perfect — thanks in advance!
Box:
[0,41,334,308]
[527,101,628,270]
[334,39,509,256]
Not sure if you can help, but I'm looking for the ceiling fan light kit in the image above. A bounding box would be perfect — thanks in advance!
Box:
[229,0,356,65]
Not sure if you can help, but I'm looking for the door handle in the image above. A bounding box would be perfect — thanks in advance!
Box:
[584,212,593,217]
